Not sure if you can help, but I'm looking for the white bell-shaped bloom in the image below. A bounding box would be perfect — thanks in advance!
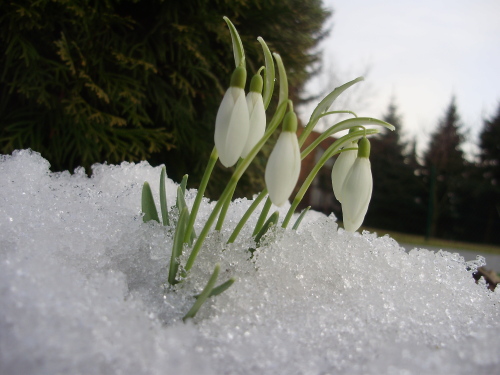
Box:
[214,67,250,167]
[331,142,358,203]
[341,137,373,232]
[241,91,266,158]
[265,112,301,207]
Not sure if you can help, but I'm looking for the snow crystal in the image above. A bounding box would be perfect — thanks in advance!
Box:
[1,149,499,374]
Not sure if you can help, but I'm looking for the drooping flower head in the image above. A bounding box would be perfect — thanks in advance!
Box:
[214,66,250,167]
[265,110,301,207]
[331,126,363,203]
[241,71,266,158]
[341,137,373,232]
[331,141,358,203]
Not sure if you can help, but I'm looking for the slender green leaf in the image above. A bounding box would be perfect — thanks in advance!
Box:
[273,53,288,107]
[300,117,395,160]
[180,174,188,196]
[255,210,279,246]
[257,37,275,110]
[168,207,189,285]
[176,186,186,211]
[183,264,220,321]
[292,206,310,230]
[160,166,169,226]
[299,77,364,146]
[310,77,364,125]
[223,17,245,68]
[194,277,236,299]
[253,197,272,236]
[142,182,159,223]
[176,185,196,244]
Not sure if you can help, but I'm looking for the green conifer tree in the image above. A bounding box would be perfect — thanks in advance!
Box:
[477,104,500,243]
[423,97,466,238]
[364,101,425,233]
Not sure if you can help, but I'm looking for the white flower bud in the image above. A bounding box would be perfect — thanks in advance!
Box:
[214,67,250,167]
[341,137,373,232]
[265,112,301,207]
[241,91,266,158]
[331,142,358,203]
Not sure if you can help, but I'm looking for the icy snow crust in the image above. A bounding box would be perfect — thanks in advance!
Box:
[1,149,499,374]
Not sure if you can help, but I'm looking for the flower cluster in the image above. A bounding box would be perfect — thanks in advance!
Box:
[140,17,395,320]
[215,65,300,207]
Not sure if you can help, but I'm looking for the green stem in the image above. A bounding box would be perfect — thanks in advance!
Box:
[184,100,289,272]
[216,158,242,231]
[282,129,380,228]
[227,188,268,244]
[253,196,272,236]
[215,183,236,230]
[183,147,218,244]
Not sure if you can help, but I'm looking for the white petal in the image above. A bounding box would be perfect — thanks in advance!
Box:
[214,87,249,167]
[341,158,372,232]
[265,132,301,206]
[331,146,358,203]
[241,92,266,158]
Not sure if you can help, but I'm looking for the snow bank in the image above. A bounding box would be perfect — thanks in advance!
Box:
[1,149,499,374]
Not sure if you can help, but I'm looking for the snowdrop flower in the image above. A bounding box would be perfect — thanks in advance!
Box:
[214,66,250,167]
[331,140,358,203]
[265,111,301,207]
[341,137,373,232]
[241,72,266,158]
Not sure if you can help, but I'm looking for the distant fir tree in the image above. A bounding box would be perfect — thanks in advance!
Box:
[0,0,330,198]
[477,104,500,243]
[364,101,426,234]
[423,97,466,239]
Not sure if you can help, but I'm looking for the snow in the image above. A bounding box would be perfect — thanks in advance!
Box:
[1,149,499,374]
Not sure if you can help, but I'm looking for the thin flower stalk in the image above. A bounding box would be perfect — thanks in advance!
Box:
[183,146,218,244]
[252,195,272,236]
[227,188,268,244]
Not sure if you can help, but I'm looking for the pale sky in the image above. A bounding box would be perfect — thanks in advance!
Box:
[299,0,500,158]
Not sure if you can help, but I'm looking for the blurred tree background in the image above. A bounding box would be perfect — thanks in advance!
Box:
[0,0,330,198]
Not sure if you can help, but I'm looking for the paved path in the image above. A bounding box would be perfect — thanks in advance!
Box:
[401,243,500,273]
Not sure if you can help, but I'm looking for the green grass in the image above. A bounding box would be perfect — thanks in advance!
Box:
[358,226,500,256]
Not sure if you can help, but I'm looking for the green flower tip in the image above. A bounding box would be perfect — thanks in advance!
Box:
[282,111,297,133]
[249,73,263,94]
[230,66,246,89]
[358,137,370,158]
